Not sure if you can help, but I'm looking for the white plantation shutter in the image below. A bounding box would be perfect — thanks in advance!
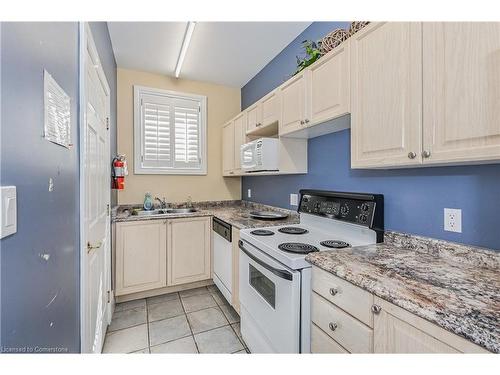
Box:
[141,95,172,168]
[173,98,201,168]
[134,86,206,175]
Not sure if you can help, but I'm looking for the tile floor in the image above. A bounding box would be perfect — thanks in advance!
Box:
[103,285,249,354]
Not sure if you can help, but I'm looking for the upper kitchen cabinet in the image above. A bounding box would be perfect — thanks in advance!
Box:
[246,102,260,134]
[351,22,500,169]
[279,71,307,136]
[350,22,423,168]
[233,112,247,171]
[306,41,350,134]
[246,89,280,137]
[222,120,235,176]
[279,41,351,138]
[422,22,500,165]
[223,112,247,176]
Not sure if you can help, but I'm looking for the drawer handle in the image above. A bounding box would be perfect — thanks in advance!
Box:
[371,304,382,314]
[329,287,338,296]
[328,322,338,332]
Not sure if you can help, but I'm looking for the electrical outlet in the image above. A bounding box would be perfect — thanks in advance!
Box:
[247,189,252,198]
[444,208,462,233]
[290,193,298,206]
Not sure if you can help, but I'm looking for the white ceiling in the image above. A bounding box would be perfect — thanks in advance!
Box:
[108,22,311,87]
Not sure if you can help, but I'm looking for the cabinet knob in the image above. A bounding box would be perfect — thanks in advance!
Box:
[300,120,305,125]
[408,152,416,159]
[371,304,382,314]
[329,287,338,296]
[422,150,431,158]
[304,119,310,124]
[328,322,338,331]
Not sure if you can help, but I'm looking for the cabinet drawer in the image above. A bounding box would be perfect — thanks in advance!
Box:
[311,323,349,353]
[311,292,373,353]
[312,266,373,327]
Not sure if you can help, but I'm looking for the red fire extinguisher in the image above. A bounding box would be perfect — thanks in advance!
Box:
[112,155,128,190]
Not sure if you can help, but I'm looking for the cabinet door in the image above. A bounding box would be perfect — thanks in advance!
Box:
[308,41,350,126]
[115,220,167,296]
[373,297,459,353]
[350,22,423,168]
[246,104,261,133]
[222,121,235,175]
[279,72,307,136]
[260,90,279,127]
[167,217,211,286]
[423,22,500,164]
[233,113,246,171]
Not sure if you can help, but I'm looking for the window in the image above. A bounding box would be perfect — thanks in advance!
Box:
[134,86,207,175]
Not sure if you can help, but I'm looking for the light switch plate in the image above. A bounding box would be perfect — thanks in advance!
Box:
[1,186,17,239]
[290,193,298,206]
[444,208,462,233]
[247,189,251,198]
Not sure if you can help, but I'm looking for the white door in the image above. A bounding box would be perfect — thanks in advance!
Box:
[80,23,111,353]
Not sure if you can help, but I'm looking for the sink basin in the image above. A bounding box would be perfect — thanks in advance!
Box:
[166,208,198,214]
[131,207,199,216]
[132,209,167,216]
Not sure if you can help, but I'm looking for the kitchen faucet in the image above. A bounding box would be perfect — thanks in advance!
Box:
[155,196,167,209]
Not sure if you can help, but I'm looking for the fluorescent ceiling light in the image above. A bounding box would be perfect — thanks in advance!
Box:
[175,21,197,78]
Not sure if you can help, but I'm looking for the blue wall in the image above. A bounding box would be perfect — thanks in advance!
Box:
[0,22,116,352]
[241,22,500,251]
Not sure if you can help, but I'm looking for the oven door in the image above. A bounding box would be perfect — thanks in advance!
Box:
[238,239,301,353]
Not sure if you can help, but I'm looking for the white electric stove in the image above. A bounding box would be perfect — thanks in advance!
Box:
[238,190,384,353]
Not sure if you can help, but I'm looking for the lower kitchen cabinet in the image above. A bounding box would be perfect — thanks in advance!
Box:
[310,266,488,353]
[167,216,211,286]
[115,220,167,296]
[372,296,487,353]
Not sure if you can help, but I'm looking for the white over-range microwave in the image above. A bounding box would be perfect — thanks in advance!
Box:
[240,138,279,172]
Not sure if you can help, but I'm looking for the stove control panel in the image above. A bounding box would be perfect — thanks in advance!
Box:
[299,192,379,228]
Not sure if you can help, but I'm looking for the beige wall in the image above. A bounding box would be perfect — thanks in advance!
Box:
[117,68,241,204]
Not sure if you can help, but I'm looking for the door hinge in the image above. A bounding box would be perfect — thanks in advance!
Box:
[107,290,110,303]
[107,204,110,216]
[106,117,109,130]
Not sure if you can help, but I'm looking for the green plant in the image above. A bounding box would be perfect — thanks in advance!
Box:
[294,40,322,75]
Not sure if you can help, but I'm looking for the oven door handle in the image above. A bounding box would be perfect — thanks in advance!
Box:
[239,240,293,281]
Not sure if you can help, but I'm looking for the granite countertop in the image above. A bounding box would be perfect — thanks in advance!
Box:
[305,231,500,352]
[112,200,299,230]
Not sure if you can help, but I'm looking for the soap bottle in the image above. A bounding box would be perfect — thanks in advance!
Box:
[143,192,154,211]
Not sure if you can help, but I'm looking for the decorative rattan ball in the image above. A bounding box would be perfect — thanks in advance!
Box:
[348,21,370,36]
[319,28,349,55]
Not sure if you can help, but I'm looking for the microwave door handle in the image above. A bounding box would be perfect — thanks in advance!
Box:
[239,240,293,281]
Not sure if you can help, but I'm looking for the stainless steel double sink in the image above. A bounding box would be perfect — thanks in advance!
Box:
[132,207,199,217]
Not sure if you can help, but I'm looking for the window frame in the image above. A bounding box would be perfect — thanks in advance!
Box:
[133,85,207,175]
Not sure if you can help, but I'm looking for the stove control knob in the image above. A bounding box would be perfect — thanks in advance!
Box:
[361,203,370,212]
[340,204,349,216]
[359,214,368,224]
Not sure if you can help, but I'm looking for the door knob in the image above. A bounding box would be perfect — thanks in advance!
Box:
[87,241,102,253]
[408,152,416,159]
